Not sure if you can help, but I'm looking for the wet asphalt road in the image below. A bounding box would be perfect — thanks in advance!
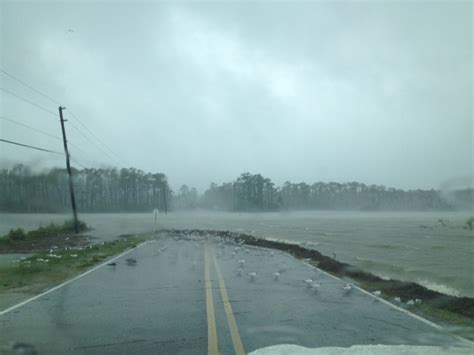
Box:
[0,232,467,354]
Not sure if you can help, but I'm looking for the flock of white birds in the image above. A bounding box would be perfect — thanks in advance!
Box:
[224,238,422,307]
[151,234,422,308]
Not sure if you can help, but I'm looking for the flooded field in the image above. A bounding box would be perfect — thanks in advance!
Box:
[1,210,472,297]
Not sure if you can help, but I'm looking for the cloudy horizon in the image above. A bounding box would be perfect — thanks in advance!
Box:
[1,0,472,193]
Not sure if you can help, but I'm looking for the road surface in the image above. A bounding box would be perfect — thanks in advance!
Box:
[0,232,468,354]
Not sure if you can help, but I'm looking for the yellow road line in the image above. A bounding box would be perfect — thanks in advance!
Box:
[205,245,219,355]
[212,251,245,355]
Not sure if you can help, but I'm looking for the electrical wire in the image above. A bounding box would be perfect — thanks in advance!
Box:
[0,68,126,167]
[69,155,87,169]
[67,119,122,166]
[0,68,62,106]
[0,87,57,117]
[0,138,63,155]
[0,115,61,140]
[67,110,125,166]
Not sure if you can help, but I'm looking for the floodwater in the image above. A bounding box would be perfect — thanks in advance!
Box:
[0,210,472,297]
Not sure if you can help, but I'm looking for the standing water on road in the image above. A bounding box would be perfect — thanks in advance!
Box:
[1,210,472,297]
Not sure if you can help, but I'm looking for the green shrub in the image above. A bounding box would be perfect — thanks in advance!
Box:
[1,220,88,243]
[27,223,60,239]
[6,228,26,241]
[62,219,87,232]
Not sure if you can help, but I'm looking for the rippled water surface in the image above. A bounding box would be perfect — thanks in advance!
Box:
[1,210,472,297]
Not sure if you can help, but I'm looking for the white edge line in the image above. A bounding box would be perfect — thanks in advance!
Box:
[0,241,148,316]
[299,259,474,347]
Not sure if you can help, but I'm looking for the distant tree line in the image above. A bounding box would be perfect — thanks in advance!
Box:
[200,173,279,211]
[174,184,198,210]
[0,164,171,213]
[199,173,457,212]
[0,166,468,213]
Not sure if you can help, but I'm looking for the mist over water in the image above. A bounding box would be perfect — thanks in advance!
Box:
[1,210,472,297]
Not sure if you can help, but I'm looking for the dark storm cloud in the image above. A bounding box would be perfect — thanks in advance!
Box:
[0,0,472,191]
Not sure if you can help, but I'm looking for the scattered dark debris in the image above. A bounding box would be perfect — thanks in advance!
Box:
[0,234,90,254]
[126,258,137,266]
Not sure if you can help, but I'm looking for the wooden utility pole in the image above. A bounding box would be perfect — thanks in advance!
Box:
[58,106,79,233]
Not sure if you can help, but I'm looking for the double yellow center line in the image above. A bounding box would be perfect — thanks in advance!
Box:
[205,245,219,354]
[204,245,245,355]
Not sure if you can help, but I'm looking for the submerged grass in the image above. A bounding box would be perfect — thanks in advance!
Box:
[0,235,147,295]
[0,220,90,253]
[0,219,88,243]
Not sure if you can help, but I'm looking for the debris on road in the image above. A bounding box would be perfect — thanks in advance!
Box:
[343,283,353,293]
[126,258,137,266]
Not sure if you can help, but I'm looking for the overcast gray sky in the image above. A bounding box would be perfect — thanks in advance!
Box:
[0,0,472,192]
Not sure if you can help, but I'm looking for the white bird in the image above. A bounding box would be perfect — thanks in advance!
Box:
[372,290,381,297]
[415,298,422,305]
[342,283,353,293]
[310,282,321,291]
[238,259,246,267]
[393,297,401,303]
[248,272,257,281]
[273,272,280,280]
[304,279,313,287]
[406,300,415,306]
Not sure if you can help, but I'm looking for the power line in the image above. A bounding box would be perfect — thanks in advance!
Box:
[0,138,63,155]
[67,110,126,166]
[67,119,122,166]
[0,68,62,106]
[0,87,57,117]
[0,68,126,167]
[0,115,95,167]
[69,154,88,170]
[68,143,103,167]
[0,115,62,140]
[72,160,87,170]
[68,141,91,157]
